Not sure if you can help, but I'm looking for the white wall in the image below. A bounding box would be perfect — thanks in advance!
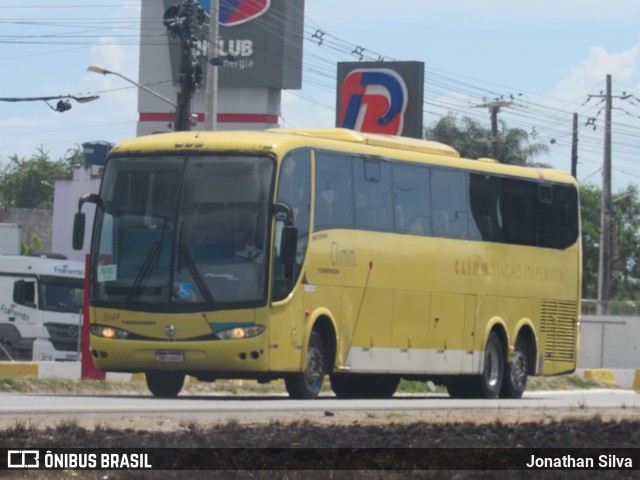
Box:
[52,167,101,261]
[578,315,640,368]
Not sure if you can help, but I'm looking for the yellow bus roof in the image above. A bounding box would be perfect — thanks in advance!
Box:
[109,128,576,185]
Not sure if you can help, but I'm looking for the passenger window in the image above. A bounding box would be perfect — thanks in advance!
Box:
[354,158,393,231]
[469,174,503,242]
[314,152,354,231]
[500,178,538,247]
[393,163,431,235]
[431,169,469,239]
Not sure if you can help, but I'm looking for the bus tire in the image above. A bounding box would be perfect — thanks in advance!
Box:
[330,374,399,399]
[145,371,185,398]
[285,330,326,399]
[500,336,528,399]
[466,332,504,399]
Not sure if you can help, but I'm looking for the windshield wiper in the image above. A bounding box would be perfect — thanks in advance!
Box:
[126,241,162,304]
[179,246,215,305]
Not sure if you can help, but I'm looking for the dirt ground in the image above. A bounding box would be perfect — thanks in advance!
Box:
[1,377,639,479]
[2,415,640,479]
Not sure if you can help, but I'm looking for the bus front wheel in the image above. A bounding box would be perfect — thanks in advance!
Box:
[285,330,326,399]
[145,371,186,398]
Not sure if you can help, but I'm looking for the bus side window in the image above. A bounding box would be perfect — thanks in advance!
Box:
[469,174,502,242]
[392,163,431,236]
[314,152,354,230]
[431,168,469,239]
[354,158,393,231]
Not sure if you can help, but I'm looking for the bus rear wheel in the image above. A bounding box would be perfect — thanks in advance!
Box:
[145,371,186,398]
[330,374,399,399]
[285,330,326,399]
[455,332,504,399]
[500,336,528,399]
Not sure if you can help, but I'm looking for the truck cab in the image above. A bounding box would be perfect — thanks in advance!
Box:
[0,256,85,361]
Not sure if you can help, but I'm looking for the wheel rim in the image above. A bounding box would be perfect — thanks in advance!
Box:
[510,348,527,387]
[485,342,501,388]
[304,342,324,394]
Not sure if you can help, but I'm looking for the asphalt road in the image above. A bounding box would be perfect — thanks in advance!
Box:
[0,389,637,422]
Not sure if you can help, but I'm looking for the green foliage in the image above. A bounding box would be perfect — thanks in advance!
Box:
[580,183,640,300]
[610,185,640,300]
[21,234,44,256]
[0,145,83,208]
[580,184,600,299]
[424,113,550,166]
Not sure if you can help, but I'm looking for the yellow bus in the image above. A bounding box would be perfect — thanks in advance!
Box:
[73,128,581,400]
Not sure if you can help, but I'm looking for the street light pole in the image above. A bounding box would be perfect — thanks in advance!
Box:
[87,64,177,108]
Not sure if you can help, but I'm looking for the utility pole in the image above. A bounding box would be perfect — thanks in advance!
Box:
[175,38,195,132]
[571,113,578,178]
[598,74,613,313]
[474,99,513,159]
[204,0,219,131]
[164,0,207,131]
[589,75,631,313]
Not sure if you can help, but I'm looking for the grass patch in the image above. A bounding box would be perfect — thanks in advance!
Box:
[397,379,445,394]
[0,373,611,396]
[527,374,606,391]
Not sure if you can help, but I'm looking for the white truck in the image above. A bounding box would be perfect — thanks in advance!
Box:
[0,224,20,255]
[0,256,85,361]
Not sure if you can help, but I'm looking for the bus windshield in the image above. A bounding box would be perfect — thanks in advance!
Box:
[92,154,275,309]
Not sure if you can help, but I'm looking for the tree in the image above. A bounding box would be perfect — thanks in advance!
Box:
[0,146,83,208]
[424,114,550,166]
[580,184,601,299]
[580,183,640,301]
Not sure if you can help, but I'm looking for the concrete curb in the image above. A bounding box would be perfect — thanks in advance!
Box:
[581,368,617,385]
[0,361,131,381]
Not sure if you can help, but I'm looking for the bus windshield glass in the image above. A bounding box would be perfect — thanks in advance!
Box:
[92,154,274,309]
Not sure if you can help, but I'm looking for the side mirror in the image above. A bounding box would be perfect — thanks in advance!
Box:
[273,203,294,225]
[72,193,100,250]
[280,226,298,266]
[72,212,86,250]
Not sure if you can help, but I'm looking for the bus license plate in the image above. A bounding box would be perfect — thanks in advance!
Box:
[156,351,184,363]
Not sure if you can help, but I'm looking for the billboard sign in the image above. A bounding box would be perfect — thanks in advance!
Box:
[178,0,303,89]
[337,61,424,138]
[219,0,271,26]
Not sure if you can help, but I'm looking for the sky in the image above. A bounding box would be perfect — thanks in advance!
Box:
[2,0,640,192]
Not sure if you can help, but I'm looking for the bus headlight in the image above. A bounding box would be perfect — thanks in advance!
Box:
[91,325,130,339]
[216,325,264,340]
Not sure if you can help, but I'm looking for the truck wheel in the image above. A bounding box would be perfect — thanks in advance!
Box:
[145,371,185,398]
